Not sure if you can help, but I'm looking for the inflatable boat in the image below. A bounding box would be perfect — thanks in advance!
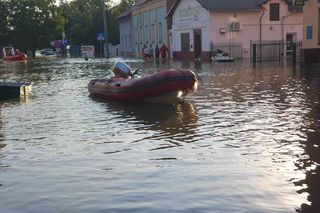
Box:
[2,47,27,61]
[88,69,198,104]
[3,53,27,61]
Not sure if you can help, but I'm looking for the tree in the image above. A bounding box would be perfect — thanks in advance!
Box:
[0,1,10,45]
[9,0,65,55]
[107,0,138,45]
[62,0,104,47]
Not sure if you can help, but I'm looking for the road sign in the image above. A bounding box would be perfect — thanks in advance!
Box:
[97,33,105,41]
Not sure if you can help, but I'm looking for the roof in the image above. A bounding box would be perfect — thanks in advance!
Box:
[116,10,131,20]
[132,0,152,8]
[167,0,268,17]
[197,0,268,11]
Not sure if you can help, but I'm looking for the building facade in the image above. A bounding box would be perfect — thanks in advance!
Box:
[117,11,133,56]
[169,0,303,61]
[131,0,168,57]
[302,0,320,64]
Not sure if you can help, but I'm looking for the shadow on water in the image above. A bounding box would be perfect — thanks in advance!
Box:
[294,67,320,213]
[0,104,6,187]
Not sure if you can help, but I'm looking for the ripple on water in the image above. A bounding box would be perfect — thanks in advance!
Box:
[0,59,319,212]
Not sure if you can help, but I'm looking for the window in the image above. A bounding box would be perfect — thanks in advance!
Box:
[145,25,149,44]
[270,3,280,21]
[125,34,127,48]
[306,26,313,40]
[151,24,155,43]
[158,22,163,43]
[140,26,143,44]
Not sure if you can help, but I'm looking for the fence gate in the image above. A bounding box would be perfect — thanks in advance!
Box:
[250,40,285,62]
[251,40,301,64]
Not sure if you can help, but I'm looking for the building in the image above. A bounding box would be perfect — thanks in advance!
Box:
[131,0,177,57]
[117,10,133,57]
[168,0,303,61]
[302,0,320,65]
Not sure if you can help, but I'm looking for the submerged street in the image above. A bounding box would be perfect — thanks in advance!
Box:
[0,58,319,212]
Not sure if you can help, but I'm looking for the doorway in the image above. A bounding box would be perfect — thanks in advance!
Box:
[193,29,202,59]
[181,33,190,53]
[286,33,296,59]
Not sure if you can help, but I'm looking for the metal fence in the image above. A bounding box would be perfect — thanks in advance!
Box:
[211,43,243,59]
[250,40,302,63]
[250,40,284,62]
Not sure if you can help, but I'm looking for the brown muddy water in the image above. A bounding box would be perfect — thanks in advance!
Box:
[0,58,319,213]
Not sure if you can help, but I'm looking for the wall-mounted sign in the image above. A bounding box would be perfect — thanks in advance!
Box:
[179,7,201,22]
[220,28,226,34]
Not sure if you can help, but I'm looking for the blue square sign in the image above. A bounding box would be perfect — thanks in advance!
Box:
[97,33,106,41]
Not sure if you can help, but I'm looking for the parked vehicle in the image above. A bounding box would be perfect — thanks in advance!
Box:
[81,45,95,58]
[40,49,54,56]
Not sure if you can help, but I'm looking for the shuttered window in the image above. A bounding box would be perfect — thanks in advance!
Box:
[270,3,280,21]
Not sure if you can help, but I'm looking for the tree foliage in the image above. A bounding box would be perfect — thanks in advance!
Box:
[0,0,137,55]
[4,0,64,54]
[0,1,10,43]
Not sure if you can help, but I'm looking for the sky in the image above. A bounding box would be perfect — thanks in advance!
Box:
[56,0,121,6]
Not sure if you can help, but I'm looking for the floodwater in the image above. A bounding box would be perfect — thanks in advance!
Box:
[0,57,319,213]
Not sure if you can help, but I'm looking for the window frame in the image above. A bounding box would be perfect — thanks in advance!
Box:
[269,3,280,21]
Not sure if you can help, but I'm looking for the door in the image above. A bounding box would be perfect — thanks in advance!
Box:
[193,29,202,59]
[286,33,293,52]
[181,33,190,52]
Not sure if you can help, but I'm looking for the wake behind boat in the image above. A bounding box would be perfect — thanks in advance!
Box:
[88,62,198,104]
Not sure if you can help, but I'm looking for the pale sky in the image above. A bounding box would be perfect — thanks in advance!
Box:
[56,0,121,6]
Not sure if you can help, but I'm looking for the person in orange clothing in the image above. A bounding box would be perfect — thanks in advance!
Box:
[159,43,169,59]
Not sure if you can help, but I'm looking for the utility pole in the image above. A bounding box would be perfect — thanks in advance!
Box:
[102,0,109,58]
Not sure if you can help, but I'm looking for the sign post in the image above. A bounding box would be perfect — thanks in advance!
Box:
[97,32,105,60]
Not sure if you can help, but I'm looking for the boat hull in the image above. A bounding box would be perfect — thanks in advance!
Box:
[88,69,197,104]
[3,54,27,61]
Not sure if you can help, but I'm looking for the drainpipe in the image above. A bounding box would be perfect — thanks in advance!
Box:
[259,9,265,44]
[259,9,265,60]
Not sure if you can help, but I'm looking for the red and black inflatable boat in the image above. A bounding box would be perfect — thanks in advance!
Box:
[88,69,198,104]
[3,53,27,61]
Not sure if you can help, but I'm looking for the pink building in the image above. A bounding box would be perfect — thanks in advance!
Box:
[168,0,303,61]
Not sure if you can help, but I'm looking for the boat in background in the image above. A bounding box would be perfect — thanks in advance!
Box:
[88,69,198,104]
[211,49,234,63]
[1,47,27,61]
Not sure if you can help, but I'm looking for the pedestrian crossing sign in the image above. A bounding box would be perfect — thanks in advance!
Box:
[97,33,105,41]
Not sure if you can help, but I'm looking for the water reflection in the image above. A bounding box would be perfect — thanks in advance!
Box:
[91,98,199,149]
[2,58,320,212]
[0,104,6,176]
[294,68,320,213]
[1,60,28,73]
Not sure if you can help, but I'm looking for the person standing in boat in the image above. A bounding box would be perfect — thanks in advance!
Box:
[160,43,169,59]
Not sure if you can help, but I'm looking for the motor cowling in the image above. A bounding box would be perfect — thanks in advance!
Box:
[112,61,132,78]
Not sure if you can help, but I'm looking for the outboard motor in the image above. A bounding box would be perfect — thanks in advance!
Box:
[112,61,132,78]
